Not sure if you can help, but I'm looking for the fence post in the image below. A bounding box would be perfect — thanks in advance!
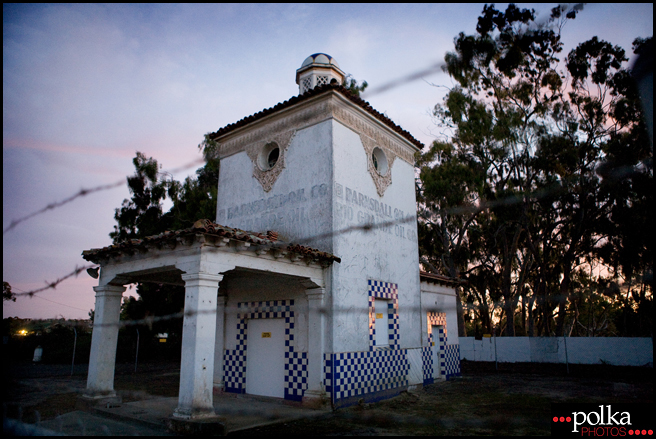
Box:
[134,328,140,374]
[563,336,569,374]
[71,327,77,377]
[493,327,498,370]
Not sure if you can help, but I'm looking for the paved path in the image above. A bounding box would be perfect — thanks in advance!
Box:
[13,393,330,436]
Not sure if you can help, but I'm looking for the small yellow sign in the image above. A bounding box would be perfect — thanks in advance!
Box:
[483,334,492,338]
[376,313,384,319]
[261,332,271,338]
[159,339,167,343]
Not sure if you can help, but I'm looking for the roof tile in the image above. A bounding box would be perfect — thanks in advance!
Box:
[209,84,424,151]
[82,220,341,265]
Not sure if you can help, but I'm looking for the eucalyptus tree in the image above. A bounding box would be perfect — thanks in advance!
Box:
[110,146,220,344]
[417,4,651,336]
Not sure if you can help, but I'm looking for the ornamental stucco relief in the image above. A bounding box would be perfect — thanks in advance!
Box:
[245,130,296,192]
[214,94,418,194]
[331,103,415,166]
[359,134,395,197]
[218,102,332,159]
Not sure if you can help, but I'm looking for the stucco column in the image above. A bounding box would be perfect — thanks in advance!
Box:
[86,284,126,397]
[304,287,326,404]
[174,272,223,420]
[213,295,227,390]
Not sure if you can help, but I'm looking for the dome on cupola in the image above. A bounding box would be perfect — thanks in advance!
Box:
[296,53,345,95]
[300,53,340,68]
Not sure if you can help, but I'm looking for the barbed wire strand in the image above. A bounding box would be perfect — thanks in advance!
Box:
[10,156,649,300]
[3,45,648,237]
[2,55,453,236]
[4,20,651,435]
[4,53,651,332]
[3,157,206,235]
[2,398,531,435]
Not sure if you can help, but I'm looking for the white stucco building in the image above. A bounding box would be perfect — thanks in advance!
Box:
[82,53,461,419]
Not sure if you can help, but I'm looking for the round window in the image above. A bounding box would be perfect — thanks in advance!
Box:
[372,147,388,176]
[267,147,279,168]
[258,142,280,171]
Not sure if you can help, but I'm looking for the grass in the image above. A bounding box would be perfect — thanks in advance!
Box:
[5,361,652,436]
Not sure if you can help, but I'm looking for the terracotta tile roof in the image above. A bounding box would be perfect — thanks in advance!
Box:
[420,271,463,286]
[208,83,424,151]
[82,219,341,265]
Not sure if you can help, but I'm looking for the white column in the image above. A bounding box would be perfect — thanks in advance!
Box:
[86,284,126,396]
[213,295,227,390]
[304,287,326,404]
[174,272,223,419]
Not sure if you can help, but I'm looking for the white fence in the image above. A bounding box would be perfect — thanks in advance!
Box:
[459,337,653,367]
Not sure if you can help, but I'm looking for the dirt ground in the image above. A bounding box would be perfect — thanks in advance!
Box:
[231,362,653,436]
[3,360,652,436]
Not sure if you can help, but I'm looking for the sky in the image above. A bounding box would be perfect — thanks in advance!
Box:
[3,3,653,320]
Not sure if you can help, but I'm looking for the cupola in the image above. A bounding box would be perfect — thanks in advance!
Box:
[295,53,345,95]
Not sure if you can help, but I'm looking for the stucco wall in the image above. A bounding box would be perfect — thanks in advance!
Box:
[420,283,460,346]
[222,273,309,352]
[459,337,653,366]
[330,120,421,353]
[216,119,334,253]
[214,105,424,356]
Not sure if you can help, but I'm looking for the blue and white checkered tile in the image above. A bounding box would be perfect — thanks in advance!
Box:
[444,344,461,379]
[368,280,400,350]
[367,279,397,299]
[427,312,447,339]
[324,353,333,394]
[224,299,309,400]
[437,328,445,344]
[224,349,246,393]
[236,320,247,350]
[421,346,433,385]
[238,300,294,320]
[330,349,409,403]
[284,350,308,401]
[436,328,446,377]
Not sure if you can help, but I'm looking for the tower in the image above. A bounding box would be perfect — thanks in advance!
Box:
[295,53,345,94]
[81,53,460,419]
[212,53,428,406]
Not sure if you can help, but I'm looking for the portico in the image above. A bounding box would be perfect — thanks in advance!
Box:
[82,52,461,422]
[82,221,338,419]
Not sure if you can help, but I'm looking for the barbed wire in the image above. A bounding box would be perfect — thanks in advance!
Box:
[8,212,419,299]
[2,55,470,237]
[3,157,206,235]
[11,157,650,300]
[4,358,647,436]
[4,48,651,336]
[10,265,95,298]
[0,392,548,436]
[361,62,445,98]
[10,286,91,312]
[3,49,649,237]
[3,181,125,235]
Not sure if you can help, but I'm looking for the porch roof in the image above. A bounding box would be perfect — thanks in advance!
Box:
[419,271,463,287]
[82,219,341,266]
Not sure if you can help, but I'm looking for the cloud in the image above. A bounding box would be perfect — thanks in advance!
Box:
[3,138,135,158]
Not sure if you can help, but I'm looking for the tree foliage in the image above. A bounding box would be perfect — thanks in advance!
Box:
[417,4,652,337]
[342,73,369,97]
[3,281,16,302]
[109,138,220,346]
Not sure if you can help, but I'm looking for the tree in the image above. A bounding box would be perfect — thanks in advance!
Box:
[163,134,220,230]
[3,281,16,302]
[110,152,169,243]
[342,74,369,97]
[418,4,652,336]
[110,142,220,345]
